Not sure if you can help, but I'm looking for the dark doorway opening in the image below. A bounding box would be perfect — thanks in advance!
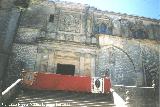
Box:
[56,63,75,76]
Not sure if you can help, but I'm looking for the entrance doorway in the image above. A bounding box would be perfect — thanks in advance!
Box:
[56,63,75,76]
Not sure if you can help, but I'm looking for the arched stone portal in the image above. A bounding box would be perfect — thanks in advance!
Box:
[98,34,159,87]
[97,46,137,86]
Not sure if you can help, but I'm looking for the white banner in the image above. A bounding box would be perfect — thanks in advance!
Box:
[91,77,104,93]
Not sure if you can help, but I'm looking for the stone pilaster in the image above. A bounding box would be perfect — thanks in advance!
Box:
[35,53,41,71]
[91,55,96,77]
[47,53,55,72]
[79,54,85,76]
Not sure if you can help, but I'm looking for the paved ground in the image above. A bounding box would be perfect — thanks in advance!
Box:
[9,90,115,107]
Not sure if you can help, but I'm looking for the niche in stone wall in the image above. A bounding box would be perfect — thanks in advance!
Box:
[54,51,80,75]
[56,63,75,76]
[94,18,113,35]
[99,23,107,34]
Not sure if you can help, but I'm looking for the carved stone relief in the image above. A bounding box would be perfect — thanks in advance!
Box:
[94,16,160,40]
[132,20,147,39]
[112,19,121,36]
[86,15,93,34]
[59,12,81,33]
[120,19,131,38]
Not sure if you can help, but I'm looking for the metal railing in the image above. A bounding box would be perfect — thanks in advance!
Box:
[2,79,22,102]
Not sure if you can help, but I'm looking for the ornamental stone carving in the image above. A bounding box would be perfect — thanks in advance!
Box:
[132,20,147,39]
[112,19,121,36]
[120,19,132,38]
[94,18,113,35]
[59,13,81,33]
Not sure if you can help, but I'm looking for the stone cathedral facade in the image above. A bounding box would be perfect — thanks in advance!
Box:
[0,0,159,87]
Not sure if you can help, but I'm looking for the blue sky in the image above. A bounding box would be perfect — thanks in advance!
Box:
[55,0,160,19]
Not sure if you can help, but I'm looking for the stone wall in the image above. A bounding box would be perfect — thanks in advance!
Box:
[6,43,37,85]
[0,7,21,88]
[0,0,22,103]
[98,35,159,86]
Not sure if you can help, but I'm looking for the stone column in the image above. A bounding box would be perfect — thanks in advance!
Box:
[79,54,85,76]
[47,53,55,72]
[91,55,96,77]
[35,53,41,71]
[73,52,79,75]
[53,51,57,73]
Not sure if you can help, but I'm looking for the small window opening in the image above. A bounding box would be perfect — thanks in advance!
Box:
[49,14,54,22]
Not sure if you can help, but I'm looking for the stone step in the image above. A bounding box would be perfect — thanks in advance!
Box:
[9,90,115,107]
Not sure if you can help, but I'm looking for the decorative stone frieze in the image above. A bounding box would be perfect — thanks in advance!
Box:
[59,12,81,33]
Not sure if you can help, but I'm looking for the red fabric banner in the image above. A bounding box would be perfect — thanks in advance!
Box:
[25,72,111,93]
